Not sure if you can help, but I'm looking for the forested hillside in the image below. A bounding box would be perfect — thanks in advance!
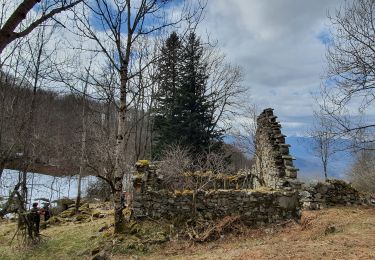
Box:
[0,1,374,258]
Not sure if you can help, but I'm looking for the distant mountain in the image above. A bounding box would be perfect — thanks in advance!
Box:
[286,136,353,181]
[223,135,354,181]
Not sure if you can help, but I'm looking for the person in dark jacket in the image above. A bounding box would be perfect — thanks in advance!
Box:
[29,202,41,236]
[42,204,51,221]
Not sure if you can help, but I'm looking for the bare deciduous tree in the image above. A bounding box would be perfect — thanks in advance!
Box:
[204,48,245,138]
[0,0,82,53]
[233,104,259,157]
[0,20,57,214]
[74,60,93,213]
[320,0,375,151]
[309,111,339,180]
[72,0,204,233]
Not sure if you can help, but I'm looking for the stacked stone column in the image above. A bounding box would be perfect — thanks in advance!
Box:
[253,108,299,190]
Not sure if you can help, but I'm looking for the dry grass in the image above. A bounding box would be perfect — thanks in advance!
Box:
[149,206,375,260]
[0,206,374,260]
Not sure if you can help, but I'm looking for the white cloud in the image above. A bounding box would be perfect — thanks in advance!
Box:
[198,0,344,135]
[3,0,354,137]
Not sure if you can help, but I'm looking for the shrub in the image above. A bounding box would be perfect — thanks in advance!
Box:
[348,149,375,194]
[85,179,112,201]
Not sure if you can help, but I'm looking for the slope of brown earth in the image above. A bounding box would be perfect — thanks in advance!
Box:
[145,206,375,260]
[0,206,374,259]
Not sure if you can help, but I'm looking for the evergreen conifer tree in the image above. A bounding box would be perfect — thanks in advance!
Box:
[177,32,222,155]
[153,32,223,158]
[152,32,182,157]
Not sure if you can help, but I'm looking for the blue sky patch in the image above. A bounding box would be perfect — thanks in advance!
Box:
[317,29,333,46]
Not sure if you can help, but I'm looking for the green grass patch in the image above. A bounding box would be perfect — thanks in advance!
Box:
[0,217,173,259]
[0,219,109,260]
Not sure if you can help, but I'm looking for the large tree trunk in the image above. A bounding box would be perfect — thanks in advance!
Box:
[75,68,90,213]
[21,170,27,210]
[113,70,128,233]
[0,161,4,180]
[323,160,328,181]
[112,9,134,231]
[113,109,126,233]
[75,101,86,213]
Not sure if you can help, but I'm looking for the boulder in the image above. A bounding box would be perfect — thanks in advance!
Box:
[59,209,75,218]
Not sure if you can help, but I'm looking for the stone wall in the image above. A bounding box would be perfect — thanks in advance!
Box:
[130,108,305,225]
[135,170,254,191]
[133,108,301,193]
[253,108,300,190]
[133,188,300,225]
[130,108,369,226]
[132,161,301,225]
[300,179,365,210]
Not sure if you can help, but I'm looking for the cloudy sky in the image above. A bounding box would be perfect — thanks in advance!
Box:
[3,0,347,137]
[198,0,343,136]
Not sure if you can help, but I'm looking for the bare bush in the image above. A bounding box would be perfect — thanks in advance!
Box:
[158,145,193,190]
[348,149,375,194]
[158,144,239,191]
[194,150,233,174]
[86,179,112,202]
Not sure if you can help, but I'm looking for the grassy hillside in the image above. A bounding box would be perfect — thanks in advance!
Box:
[0,206,374,259]
[151,206,375,259]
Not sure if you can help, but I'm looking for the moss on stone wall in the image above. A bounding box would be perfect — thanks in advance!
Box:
[133,188,301,226]
[300,179,364,210]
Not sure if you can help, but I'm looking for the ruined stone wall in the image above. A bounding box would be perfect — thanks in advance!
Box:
[135,171,254,191]
[131,164,301,225]
[136,108,301,192]
[251,109,370,209]
[129,106,371,225]
[133,189,300,225]
[130,108,305,225]
[132,109,306,225]
[300,180,365,210]
[253,108,300,190]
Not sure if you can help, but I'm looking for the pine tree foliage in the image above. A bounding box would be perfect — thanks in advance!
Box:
[153,32,223,158]
[153,32,182,156]
[178,32,221,155]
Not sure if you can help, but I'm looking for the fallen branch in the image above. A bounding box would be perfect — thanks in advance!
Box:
[187,216,241,242]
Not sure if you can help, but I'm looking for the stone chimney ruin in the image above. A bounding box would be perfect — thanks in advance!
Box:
[253,108,300,190]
